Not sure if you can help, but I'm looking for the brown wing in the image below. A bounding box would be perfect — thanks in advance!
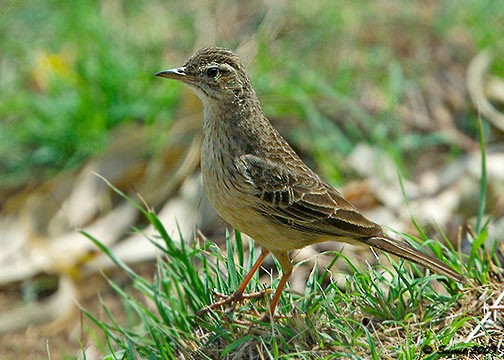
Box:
[235,154,383,238]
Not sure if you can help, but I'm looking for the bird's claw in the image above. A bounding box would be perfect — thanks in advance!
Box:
[197,288,272,316]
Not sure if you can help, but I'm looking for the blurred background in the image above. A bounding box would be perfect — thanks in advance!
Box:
[1,0,503,357]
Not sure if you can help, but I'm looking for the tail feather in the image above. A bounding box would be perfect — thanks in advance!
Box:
[365,236,465,283]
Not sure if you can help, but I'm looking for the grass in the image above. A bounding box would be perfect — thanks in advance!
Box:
[81,202,502,359]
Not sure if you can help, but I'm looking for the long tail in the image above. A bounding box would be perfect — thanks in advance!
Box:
[364,236,465,283]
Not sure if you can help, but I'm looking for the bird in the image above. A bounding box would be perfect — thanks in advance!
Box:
[155,47,464,320]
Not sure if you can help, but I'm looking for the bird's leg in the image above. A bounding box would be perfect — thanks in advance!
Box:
[260,252,293,321]
[198,248,270,314]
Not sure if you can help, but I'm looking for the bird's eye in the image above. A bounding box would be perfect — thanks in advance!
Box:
[206,67,219,78]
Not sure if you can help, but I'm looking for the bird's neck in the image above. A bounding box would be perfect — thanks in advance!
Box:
[200,89,302,170]
[202,91,273,153]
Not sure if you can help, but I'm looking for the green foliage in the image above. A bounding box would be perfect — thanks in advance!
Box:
[0,0,180,188]
[81,187,482,358]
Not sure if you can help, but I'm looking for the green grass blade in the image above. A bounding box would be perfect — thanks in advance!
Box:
[475,114,487,234]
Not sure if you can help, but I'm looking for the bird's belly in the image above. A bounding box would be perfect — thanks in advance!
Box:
[201,162,253,228]
[200,144,329,252]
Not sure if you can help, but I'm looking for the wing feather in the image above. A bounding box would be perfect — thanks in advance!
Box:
[235,154,382,238]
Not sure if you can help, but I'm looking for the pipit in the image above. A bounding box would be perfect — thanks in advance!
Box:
[156,47,464,320]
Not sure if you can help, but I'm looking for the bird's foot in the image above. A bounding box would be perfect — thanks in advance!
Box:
[197,288,272,316]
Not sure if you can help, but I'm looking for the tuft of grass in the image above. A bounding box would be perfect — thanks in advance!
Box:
[81,185,501,358]
[84,215,469,359]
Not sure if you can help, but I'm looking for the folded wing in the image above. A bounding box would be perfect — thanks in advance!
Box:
[235,154,383,238]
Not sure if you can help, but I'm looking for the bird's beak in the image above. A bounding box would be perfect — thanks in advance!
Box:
[155,66,189,82]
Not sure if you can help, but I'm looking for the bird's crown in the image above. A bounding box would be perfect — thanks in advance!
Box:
[184,47,243,74]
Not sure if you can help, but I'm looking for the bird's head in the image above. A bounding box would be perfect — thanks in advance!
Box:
[156,47,252,103]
